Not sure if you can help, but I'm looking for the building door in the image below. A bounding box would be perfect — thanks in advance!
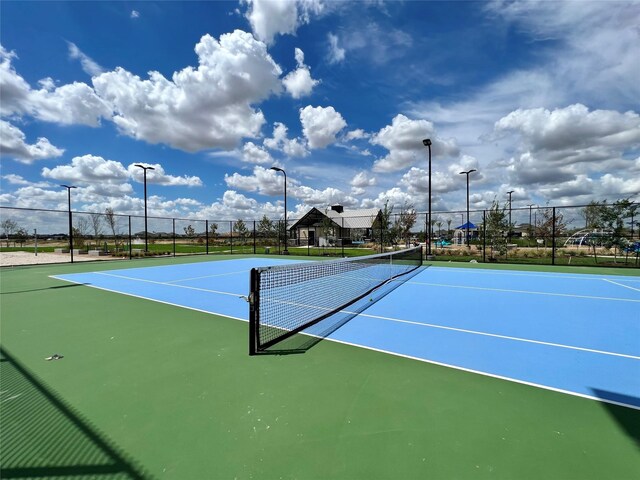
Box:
[308,230,315,246]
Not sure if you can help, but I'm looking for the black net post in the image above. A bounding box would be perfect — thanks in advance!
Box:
[206,220,209,255]
[249,268,260,356]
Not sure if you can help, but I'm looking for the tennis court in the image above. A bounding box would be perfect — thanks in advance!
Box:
[1,254,639,479]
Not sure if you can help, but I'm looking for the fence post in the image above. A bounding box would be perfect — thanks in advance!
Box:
[253,220,256,254]
[172,218,176,257]
[206,220,209,255]
[230,221,233,254]
[482,210,486,263]
[128,216,132,259]
[552,207,556,265]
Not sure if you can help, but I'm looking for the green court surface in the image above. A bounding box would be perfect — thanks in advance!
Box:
[1,256,639,479]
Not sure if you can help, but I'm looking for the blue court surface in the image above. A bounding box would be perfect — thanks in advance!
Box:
[53,258,640,409]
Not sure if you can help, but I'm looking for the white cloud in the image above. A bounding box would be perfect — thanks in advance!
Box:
[263,122,308,157]
[131,10,140,19]
[127,163,203,187]
[299,105,347,149]
[282,48,320,99]
[345,129,367,141]
[41,155,202,194]
[0,45,110,126]
[350,171,376,188]
[224,165,283,196]
[43,154,129,184]
[371,114,459,172]
[494,104,640,153]
[244,0,324,45]
[1,174,50,188]
[0,120,65,163]
[92,31,282,152]
[67,41,104,77]
[327,33,345,64]
[241,141,273,164]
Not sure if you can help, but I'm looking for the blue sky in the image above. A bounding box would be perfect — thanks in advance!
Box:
[1,0,639,223]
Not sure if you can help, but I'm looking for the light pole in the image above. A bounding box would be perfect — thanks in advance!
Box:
[422,139,432,258]
[507,190,515,243]
[135,164,155,252]
[270,167,289,254]
[459,169,476,247]
[527,204,535,246]
[61,185,77,262]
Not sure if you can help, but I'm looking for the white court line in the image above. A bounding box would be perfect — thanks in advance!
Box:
[165,269,250,284]
[93,271,242,297]
[602,278,640,293]
[50,274,640,410]
[407,280,640,303]
[353,312,640,360]
[322,337,640,411]
[428,266,640,283]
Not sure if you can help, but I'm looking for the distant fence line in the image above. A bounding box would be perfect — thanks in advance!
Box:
[1,202,638,268]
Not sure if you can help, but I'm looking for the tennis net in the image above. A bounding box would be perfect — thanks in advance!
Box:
[249,246,422,354]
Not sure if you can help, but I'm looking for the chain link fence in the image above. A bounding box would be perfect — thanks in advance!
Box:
[1,203,638,268]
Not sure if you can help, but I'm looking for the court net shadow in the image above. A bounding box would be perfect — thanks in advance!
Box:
[0,346,149,479]
[0,283,90,295]
[258,266,426,355]
[590,388,640,450]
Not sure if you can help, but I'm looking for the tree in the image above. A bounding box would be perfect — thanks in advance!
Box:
[320,208,336,248]
[233,219,249,244]
[104,208,120,253]
[184,224,196,243]
[536,206,569,248]
[15,227,29,247]
[372,200,394,247]
[209,222,218,238]
[90,213,104,249]
[257,215,274,243]
[483,200,509,259]
[395,202,417,246]
[74,217,90,249]
[1,219,18,247]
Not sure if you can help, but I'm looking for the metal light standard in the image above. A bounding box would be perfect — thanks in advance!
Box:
[422,139,432,259]
[61,185,77,262]
[507,190,515,243]
[527,204,535,246]
[134,164,155,252]
[459,169,476,247]
[270,167,289,254]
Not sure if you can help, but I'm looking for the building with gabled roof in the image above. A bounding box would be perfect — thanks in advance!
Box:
[289,205,382,247]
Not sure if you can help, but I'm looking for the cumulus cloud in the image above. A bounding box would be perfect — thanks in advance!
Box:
[350,171,376,188]
[67,41,104,77]
[0,120,65,163]
[494,104,640,153]
[131,10,140,19]
[299,105,347,149]
[263,122,308,157]
[241,141,273,164]
[224,165,284,196]
[282,48,320,99]
[244,0,324,45]
[127,163,202,187]
[371,114,459,172]
[92,31,282,151]
[0,45,110,126]
[41,155,201,196]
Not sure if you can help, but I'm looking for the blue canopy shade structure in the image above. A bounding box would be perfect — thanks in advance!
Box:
[455,222,477,230]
